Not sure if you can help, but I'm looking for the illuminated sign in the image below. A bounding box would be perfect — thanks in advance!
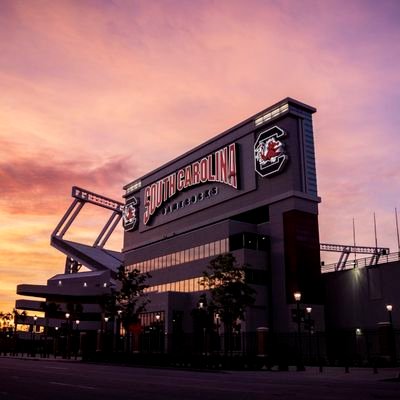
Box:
[72,187,124,212]
[254,126,288,178]
[123,196,139,231]
[143,143,238,225]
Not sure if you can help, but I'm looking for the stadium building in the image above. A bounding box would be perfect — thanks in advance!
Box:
[122,97,323,335]
[14,97,400,361]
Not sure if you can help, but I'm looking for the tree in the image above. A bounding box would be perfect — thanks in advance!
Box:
[0,311,13,331]
[13,309,27,334]
[102,265,150,350]
[200,253,256,353]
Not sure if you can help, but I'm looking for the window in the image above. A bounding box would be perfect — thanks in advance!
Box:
[204,243,210,257]
[209,242,215,257]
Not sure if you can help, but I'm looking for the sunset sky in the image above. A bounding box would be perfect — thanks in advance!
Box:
[1,0,400,312]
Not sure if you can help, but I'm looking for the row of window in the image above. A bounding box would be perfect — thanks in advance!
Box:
[127,239,229,273]
[144,277,204,294]
[126,233,268,275]
[143,268,267,296]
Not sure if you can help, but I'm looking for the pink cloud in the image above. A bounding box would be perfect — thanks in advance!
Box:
[0,0,400,310]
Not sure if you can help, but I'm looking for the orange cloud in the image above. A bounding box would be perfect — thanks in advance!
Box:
[1,0,400,311]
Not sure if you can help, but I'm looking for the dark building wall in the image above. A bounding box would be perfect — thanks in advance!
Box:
[324,261,400,330]
[123,98,321,333]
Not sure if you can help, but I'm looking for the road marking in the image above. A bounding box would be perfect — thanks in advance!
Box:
[49,382,97,390]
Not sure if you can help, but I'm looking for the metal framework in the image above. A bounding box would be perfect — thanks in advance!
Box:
[51,187,124,274]
[320,243,390,271]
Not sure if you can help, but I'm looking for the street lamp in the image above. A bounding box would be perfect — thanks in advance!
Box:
[293,292,304,371]
[386,304,393,325]
[65,313,71,358]
[306,307,312,363]
[32,315,38,357]
[75,320,80,359]
[386,304,396,365]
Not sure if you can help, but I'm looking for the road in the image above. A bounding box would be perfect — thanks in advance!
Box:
[0,358,399,400]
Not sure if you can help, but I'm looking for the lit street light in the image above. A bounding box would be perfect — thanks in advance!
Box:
[294,292,304,371]
[306,307,312,363]
[386,304,396,365]
[65,312,71,358]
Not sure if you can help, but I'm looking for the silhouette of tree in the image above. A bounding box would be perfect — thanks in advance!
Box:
[200,253,256,353]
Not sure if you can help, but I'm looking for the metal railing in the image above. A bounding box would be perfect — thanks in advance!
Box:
[322,251,400,274]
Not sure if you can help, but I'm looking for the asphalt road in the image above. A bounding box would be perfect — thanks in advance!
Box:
[0,358,399,400]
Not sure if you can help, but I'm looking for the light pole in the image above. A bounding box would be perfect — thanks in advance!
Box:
[75,320,80,358]
[386,304,396,365]
[32,315,37,357]
[65,312,70,358]
[155,314,161,353]
[104,316,109,353]
[386,304,393,325]
[294,292,304,371]
[306,307,312,363]
[54,326,59,358]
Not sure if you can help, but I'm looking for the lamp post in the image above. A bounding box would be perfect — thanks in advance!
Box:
[104,316,109,353]
[116,310,124,352]
[155,314,162,353]
[294,292,304,371]
[306,307,312,363]
[386,304,396,365]
[54,326,59,358]
[32,315,37,357]
[386,304,393,325]
[65,312,70,358]
[75,320,80,359]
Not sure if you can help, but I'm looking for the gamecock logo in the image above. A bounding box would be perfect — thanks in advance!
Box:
[254,126,288,178]
[123,197,139,231]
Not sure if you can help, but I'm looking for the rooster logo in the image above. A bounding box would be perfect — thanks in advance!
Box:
[123,205,136,223]
[256,138,283,164]
[123,196,139,231]
[254,126,288,178]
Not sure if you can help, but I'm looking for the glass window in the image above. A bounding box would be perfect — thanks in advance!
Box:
[166,254,171,267]
[189,247,195,262]
[244,233,258,250]
[180,250,185,264]
[221,238,228,253]
[184,249,189,263]
[229,233,243,251]
[258,235,268,252]
[199,245,204,259]
[214,241,220,255]
[209,242,215,257]
[204,243,210,257]
[193,246,199,260]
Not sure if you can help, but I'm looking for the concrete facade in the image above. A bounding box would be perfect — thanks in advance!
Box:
[122,97,323,334]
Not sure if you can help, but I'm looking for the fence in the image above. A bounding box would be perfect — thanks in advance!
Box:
[1,327,399,369]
